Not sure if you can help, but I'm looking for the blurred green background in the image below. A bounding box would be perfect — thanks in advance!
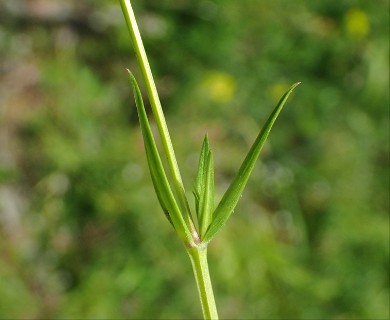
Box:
[0,0,389,319]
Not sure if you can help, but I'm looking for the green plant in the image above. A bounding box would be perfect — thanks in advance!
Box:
[119,0,299,318]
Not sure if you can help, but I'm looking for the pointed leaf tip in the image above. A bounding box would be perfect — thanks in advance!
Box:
[203,82,300,243]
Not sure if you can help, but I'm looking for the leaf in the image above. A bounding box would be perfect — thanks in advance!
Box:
[198,150,215,238]
[193,135,211,217]
[127,70,192,244]
[203,82,301,243]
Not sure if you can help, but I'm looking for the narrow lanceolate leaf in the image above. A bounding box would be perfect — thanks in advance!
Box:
[120,0,193,233]
[199,150,214,238]
[203,82,301,243]
[193,135,211,218]
[127,70,193,245]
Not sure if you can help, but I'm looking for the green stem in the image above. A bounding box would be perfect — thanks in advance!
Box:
[119,0,194,230]
[187,246,219,320]
[120,2,217,318]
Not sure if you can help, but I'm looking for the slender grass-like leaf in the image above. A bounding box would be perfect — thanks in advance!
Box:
[203,82,301,243]
[127,70,193,244]
[193,136,211,218]
[120,0,193,230]
[199,151,215,238]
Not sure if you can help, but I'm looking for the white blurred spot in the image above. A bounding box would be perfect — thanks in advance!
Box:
[122,162,144,183]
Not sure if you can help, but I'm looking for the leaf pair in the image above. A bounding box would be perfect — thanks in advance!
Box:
[193,136,214,238]
[129,68,300,245]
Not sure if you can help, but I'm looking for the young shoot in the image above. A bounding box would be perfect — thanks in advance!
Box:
[119,0,300,318]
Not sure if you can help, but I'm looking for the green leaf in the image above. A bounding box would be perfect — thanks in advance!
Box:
[203,82,301,243]
[127,70,192,244]
[199,150,215,238]
[193,135,211,218]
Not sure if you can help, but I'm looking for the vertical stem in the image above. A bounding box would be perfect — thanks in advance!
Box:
[119,0,194,230]
[120,2,218,319]
[187,247,219,320]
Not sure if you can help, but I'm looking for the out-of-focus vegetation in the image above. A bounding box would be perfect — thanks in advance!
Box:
[0,0,388,319]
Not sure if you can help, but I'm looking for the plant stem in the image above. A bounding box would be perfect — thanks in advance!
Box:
[187,246,219,320]
[120,2,218,318]
[119,0,194,230]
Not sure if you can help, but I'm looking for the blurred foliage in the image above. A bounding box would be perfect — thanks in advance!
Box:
[0,0,389,319]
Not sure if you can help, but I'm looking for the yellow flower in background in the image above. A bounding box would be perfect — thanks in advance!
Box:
[344,8,370,40]
[201,70,236,104]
